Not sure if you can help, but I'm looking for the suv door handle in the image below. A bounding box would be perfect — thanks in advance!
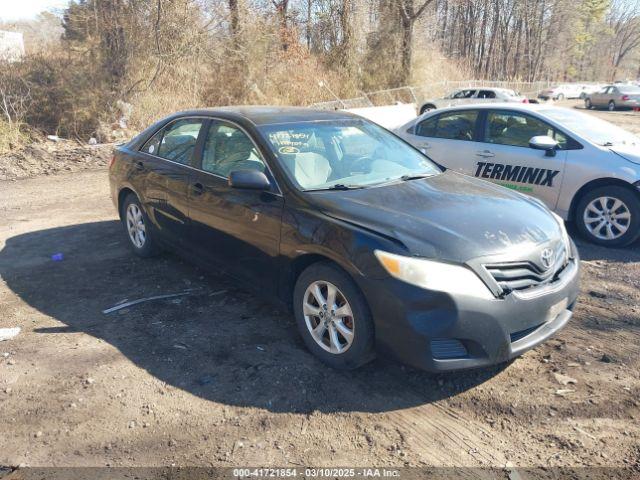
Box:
[134,161,145,171]
[476,150,495,158]
[191,182,204,196]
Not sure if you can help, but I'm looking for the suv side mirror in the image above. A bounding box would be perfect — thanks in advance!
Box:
[228,170,271,190]
[529,136,558,157]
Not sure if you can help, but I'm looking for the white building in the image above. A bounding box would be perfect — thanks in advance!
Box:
[0,31,25,62]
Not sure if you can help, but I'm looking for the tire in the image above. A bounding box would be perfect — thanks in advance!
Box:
[608,100,616,111]
[121,193,161,257]
[556,93,565,101]
[585,98,592,109]
[293,262,375,370]
[420,104,436,115]
[575,186,640,247]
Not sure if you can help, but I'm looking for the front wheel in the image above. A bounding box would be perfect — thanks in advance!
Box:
[293,262,375,369]
[556,93,565,101]
[575,186,640,247]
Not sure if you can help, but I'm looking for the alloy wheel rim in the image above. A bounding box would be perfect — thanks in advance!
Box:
[303,281,354,354]
[126,204,146,248]
[583,196,631,240]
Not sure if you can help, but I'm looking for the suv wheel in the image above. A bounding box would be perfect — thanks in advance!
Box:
[608,100,616,111]
[293,262,375,369]
[575,186,640,247]
[122,194,161,257]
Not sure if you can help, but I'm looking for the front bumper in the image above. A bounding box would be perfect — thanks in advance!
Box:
[360,255,580,372]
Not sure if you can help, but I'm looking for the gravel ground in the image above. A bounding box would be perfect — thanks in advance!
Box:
[0,102,639,474]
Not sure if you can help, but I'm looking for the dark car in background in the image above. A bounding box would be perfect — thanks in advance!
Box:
[109,107,580,372]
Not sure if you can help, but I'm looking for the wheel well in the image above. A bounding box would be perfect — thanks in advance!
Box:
[420,104,436,114]
[569,178,639,221]
[117,188,135,220]
[285,254,346,309]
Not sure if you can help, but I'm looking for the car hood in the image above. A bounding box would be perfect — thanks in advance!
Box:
[311,172,563,263]
[610,145,640,165]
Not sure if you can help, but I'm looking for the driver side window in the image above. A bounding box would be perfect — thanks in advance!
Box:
[201,122,265,177]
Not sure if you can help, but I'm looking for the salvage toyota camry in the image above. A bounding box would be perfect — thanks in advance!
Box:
[109,107,580,371]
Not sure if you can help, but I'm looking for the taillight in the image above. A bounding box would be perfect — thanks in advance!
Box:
[108,155,116,169]
[622,95,630,101]
[522,98,529,103]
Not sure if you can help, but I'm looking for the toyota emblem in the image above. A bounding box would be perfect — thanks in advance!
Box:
[540,247,555,270]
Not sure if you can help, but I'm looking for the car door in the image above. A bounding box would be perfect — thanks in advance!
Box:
[135,117,205,245]
[403,109,481,171]
[594,87,612,107]
[187,119,284,295]
[470,109,568,209]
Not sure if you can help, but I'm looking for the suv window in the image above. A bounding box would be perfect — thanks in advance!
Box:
[201,121,265,177]
[477,90,496,99]
[416,111,478,141]
[142,118,203,165]
[485,111,568,148]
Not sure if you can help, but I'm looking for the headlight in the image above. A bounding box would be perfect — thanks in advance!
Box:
[551,212,573,259]
[374,250,494,300]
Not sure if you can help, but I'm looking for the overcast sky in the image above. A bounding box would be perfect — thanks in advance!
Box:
[0,0,71,21]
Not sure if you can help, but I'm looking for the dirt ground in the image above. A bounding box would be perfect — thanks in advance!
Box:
[0,101,639,473]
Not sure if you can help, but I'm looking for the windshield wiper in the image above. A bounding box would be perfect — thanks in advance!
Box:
[305,184,365,192]
[400,173,433,181]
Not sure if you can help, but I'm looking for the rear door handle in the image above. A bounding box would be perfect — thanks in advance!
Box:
[476,150,495,158]
[191,182,204,196]
[134,161,145,171]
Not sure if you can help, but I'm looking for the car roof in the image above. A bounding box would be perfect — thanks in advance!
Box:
[420,102,559,114]
[171,106,358,126]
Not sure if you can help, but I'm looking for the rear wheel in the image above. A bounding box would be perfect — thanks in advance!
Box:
[122,194,161,257]
[556,93,565,101]
[608,100,616,111]
[585,98,592,109]
[575,186,640,247]
[293,262,375,369]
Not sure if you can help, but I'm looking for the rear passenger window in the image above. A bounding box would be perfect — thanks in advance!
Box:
[477,90,496,99]
[416,111,478,141]
[156,119,203,165]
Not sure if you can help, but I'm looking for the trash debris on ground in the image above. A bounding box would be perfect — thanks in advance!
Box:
[0,327,20,342]
[555,389,576,397]
[102,290,198,314]
[553,373,578,386]
[51,253,64,261]
[46,135,61,142]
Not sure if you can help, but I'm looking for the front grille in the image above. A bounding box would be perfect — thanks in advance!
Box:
[430,339,468,360]
[484,247,568,294]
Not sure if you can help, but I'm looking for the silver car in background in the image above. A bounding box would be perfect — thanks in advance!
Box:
[397,104,640,247]
[585,85,640,111]
[419,87,527,115]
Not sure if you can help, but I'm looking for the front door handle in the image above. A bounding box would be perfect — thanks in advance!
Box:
[476,150,495,158]
[191,182,204,196]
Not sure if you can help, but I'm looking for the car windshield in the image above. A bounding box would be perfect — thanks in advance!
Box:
[542,108,640,146]
[259,119,441,191]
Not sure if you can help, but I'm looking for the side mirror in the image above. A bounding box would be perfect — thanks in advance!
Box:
[228,170,271,190]
[529,136,558,157]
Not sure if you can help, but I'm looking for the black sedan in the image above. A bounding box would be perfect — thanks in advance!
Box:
[109,107,580,371]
